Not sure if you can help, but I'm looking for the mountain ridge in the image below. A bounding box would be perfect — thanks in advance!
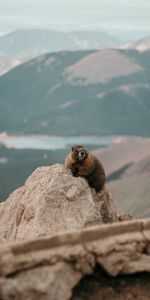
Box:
[0,48,150,136]
[0,29,119,75]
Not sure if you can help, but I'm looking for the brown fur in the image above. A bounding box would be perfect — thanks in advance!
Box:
[65,145,106,192]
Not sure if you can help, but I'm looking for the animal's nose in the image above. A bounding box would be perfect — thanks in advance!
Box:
[80,151,85,157]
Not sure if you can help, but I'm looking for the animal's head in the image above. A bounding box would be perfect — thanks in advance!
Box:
[71,145,88,162]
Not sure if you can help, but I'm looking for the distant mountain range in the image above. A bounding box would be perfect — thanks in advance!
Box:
[0,29,119,56]
[0,56,30,77]
[0,48,150,136]
[119,36,150,52]
[0,29,119,75]
[0,30,150,76]
[133,36,150,52]
[1,30,150,216]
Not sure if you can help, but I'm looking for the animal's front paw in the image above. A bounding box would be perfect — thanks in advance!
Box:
[71,167,78,177]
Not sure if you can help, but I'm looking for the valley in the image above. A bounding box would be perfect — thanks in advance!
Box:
[0,32,150,218]
[1,135,150,221]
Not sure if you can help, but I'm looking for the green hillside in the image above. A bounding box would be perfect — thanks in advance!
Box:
[0,49,150,136]
[0,146,66,202]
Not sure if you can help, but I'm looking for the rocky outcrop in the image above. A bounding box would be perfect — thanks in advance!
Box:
[0,164,118,242]
[0,219,150,300]
[0,163,150,299]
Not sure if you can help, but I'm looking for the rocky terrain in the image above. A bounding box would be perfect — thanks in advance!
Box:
[0,29,150,298]
[0,164,118,242]
[0,163,150,299]
[0,213,150,299]
[73,268,150,300]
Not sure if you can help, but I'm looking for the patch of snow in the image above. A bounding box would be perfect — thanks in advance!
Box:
[0,157,8,164]
[45,57,56,67]
[0,132,8,143]
[60,101,75,109]
[46,83,62,97]
[136,43,150,52]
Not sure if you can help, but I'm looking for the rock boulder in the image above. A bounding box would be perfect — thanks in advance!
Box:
[0,164,118,241]
[0,219,150,300]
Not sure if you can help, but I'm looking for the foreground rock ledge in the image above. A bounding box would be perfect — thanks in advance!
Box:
[0,219,150,300]
[0,164,118,242]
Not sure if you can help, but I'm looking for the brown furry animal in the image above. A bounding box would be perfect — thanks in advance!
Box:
[65,145,106,192]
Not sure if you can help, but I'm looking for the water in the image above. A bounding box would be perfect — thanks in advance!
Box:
[1,135,112,150]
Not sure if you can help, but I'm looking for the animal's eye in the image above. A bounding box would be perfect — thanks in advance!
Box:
[71,147,74,151]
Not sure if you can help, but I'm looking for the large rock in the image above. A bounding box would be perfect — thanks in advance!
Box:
[0,219,150,300]
[0,164,118,241]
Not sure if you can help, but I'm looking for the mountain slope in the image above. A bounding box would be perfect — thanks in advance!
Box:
[0,29,72,57]
[94,136,150,178]
[109,174,150,218]
[0,56,30,76]
[94,136,150,219]
[0,49,150,136]
[120,36,150,52]
[134,36,150,52]
[0,29,119,75]
[0,29,119,56]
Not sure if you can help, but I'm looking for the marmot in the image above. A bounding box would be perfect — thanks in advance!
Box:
[65,145,106,192]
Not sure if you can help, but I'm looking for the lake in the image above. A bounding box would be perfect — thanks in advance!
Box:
[0,134,112,150]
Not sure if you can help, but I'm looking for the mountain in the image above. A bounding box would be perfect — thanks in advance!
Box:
[94,136,150,218]
[0,29,119,75]
[67,31,119,49]
[133,36,150,52]
[119,36,150,52]
[0,48,150,136]
[0,56,30,76]
[0,29,72,57]
[0,29,71,75]
[94,136,150,179]
[109,174,150,219]
[0,29,119,56]
[0,145,66,201]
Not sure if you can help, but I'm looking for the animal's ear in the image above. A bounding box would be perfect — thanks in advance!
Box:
[71,146,75,151]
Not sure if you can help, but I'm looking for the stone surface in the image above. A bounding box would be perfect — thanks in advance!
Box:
[0,263,81,300]
[1,163,148,300]
[0,219,150,300]
[0,164,118,242]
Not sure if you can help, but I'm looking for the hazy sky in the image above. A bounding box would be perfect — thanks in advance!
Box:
[1,0,150,7]
[0,0,150,40]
